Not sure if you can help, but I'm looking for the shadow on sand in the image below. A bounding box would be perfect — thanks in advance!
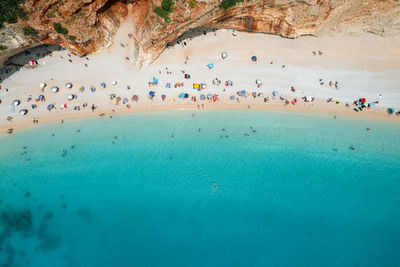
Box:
[0,44,61,84]
[166,28,218,48]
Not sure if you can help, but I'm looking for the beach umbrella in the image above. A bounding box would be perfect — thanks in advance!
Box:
[273,91,279,96]
[184,93,189,98]
[80,86,85,92]
[38,95,45,100]
[12,100,21,106]
[200,94,206,100]
[388,108,395,114]
[259,93,264,97]
[240,90,247,96]
[179,93,185,99]
[251,56,257,62]
[111,80,117,85]
[152,77,158,83]
[68,94,74,100]
[132,95,139,102]
[40,82,46,88]
[101,83,106,88]
[207,94,212,99]
[149,91,155,97]
[123,98,128,104]
[161,94,166,101]
[369,103,374,107]
[19,109,28,115]
[232,30,237,36]
[51,86,59,93]
[201,83,207,89]
[65,83,73,88]
[221,52,227,59]
[255,79,262,85]
[207,63,214,69]
[47,104,54,110]
[361,98,366,103]
[169,98,175,103]
[193,83,200,89]
[230,95,235,100]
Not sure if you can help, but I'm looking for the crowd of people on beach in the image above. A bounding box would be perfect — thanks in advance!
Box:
[1,29,400,136]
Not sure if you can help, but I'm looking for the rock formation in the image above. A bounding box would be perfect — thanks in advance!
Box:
[1,0,400,67]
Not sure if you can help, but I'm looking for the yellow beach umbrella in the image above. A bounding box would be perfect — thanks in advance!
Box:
[193,83,199,89]
[40,82,46,88]
[169,98,175,103]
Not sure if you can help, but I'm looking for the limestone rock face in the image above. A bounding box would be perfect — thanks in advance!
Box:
[1,0,400,66]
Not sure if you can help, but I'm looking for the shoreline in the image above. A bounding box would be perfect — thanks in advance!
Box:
[2,101,399,135]
[1,23,399,135]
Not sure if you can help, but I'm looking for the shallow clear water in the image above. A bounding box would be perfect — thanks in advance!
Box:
[1,111,400,267]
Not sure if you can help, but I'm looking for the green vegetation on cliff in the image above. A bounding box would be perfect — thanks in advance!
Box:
[153,0,174,23]
[0,0,28,28]
[23,26,38,36]
[53,22,68,35]
[220,0,244,10]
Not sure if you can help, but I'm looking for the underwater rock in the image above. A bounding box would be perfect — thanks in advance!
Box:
[0,209,33,238]
[25,192,31,198]
[37,233,61,251]
[36,212,53,240]
[77,209,93,224]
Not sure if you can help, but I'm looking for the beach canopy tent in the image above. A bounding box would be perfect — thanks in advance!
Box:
[221,52,227,59]
[51,86,59,93]
[68,94,74,100]
[305,96,312,102]
[207,63,214,69]
[369,103,375,107]
[200,94,206,100]
[30,61,38,67]
[12,100,21,106]
[149,91,155,97]
[255,79,262,85]
[230,95,235,100]
[111,80,117,85]
[273,91,279,96]
[19,109,28,115]
[101,83,106,88]
[239,90,247,97]
[65,83,73,88]
[251,56,257,62]
[40,82,46,88]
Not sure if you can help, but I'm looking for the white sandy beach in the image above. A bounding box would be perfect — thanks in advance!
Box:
[1,18,400,133]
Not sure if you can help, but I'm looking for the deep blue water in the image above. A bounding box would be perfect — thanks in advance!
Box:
[1,111,400,267]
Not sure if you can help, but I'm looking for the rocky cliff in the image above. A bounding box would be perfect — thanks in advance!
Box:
[1,0,400,67]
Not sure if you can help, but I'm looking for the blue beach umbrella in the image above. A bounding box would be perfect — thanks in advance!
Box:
[200,94,206,100]
[149,91,155,97]
[273,91,279,96]
[153,77,158,83]
[184,93,189,98]
[38,95,45,100]
[207,94,212,99]
[251,56,257,62]
[178,93,185,99]
[230,95,235,100]
[388,108,395,113]
[101,82,106,88]
[207,63,214,69]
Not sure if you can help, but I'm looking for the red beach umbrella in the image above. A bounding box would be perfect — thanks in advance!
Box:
[361,98,366,103]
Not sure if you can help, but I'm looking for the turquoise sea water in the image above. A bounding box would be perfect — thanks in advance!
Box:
[1,111,400,267]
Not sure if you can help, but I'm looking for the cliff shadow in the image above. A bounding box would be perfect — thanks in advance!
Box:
[0,44,61,84]
[166,28,217,48]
